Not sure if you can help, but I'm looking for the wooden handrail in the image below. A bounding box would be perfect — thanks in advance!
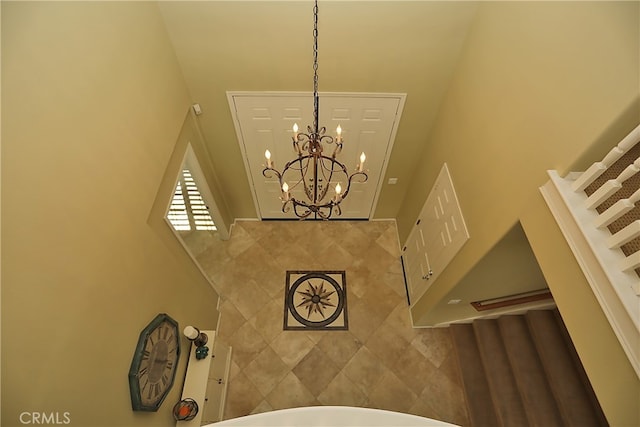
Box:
[471,289,553,312]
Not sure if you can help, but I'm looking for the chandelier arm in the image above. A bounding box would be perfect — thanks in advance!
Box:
[317,156,345,201]
[262,167,282,181]
[282,199,293,214]
[339,170,369,200]
[316,157,331,202]
[292,200,314,219]
[298,132,313,153]
[316,207,330,220]
[293,136,303,156]
[277,157,311,202]
[281,157,307,174]
[280,156,310,191]
[318,154,349,174]
[288,190,336,210]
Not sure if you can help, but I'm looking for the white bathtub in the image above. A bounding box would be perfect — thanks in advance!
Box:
[208,406,459,427]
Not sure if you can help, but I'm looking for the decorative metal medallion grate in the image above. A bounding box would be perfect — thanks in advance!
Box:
[284,271,348,330]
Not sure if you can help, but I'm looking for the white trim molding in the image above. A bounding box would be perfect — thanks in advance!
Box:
[540,170,640,379]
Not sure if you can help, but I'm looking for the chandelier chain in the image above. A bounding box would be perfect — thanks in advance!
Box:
[312,0,319,133]
[261,0,369,219]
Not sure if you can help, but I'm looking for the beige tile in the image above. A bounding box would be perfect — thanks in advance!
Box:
[217,299,247,341]
[360,278,403,323]
[228,359,241,382]
[365,322,410,371]
[342,346,387,394]
[227,321,268,369]
[233,242,285,297]
[320,221,352,243]
[439,351,465,387]
[363,242,398,277]
[304,330,328,344]
[269,331,315,368]
[347,296,385,343]
[315,330,362,367]
[248,298,285,344]
[249,399,273,415]
[418,368,470,426]
[256,224,304,258]
[226,278,272,321]
[347,266,372,299]
[181,229,220,258]
[359,220,392,241]
[300,225,337,259]
[235,220,274,241]
[268,241,318,271]
[391,343,438,395]
[334,222,374,255]
[182,220,469,423]
[410,327,454,368]
[407,394,441,422]
[292,346,340,397]
[225,224,256,258]
[223,371,264,420]
[367,370,418,414]
[383,301,417,343]
[382,269,408,298]
[375,223,401,257]
[265,371,317,410]
[386,255,404,275]
[318,242,355,271]
[209,257,254,295]
[196,240,232,280]
[243,346,290,397]
[316,371,367,407]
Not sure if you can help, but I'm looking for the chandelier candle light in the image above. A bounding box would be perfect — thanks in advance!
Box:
[262,0,368,220]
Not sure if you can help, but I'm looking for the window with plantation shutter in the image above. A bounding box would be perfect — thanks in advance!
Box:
[168,168,216,232]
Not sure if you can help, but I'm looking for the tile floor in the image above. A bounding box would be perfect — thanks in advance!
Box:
[183,220,470,425]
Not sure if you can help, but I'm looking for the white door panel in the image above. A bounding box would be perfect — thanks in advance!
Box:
[402,163,469,303]
[229,92,404,219]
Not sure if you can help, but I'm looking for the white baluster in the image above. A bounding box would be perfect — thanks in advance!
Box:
[607,220,640,249]
[617,158,640,182]
[594,187,640,229]
[572,124,640,192]
[619,251,640,273]
[585,157,640,209]
[618,124,640,152]
[572,147,623,192]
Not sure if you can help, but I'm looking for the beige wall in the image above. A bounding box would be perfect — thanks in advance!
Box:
[421,222,550,325]
[1,3,219,426]
[401,2,639,424]
[397,1,639,244]
[405,0,639,323]
[157,1,479,221]
[521,195,640,427]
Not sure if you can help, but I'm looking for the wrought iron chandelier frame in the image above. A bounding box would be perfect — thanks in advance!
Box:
[262,0,368,220]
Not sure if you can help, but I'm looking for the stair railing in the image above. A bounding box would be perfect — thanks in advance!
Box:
[540,123,640,380]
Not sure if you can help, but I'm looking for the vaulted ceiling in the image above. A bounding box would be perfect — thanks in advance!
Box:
[157,1,479,218]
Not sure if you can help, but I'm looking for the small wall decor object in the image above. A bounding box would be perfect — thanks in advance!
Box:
[195,345,209,360]
[184,325,208,348]
[128,313,180,411]
[173,398,199,421]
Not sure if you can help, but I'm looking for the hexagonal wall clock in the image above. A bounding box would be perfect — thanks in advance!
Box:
[128,313,180,411]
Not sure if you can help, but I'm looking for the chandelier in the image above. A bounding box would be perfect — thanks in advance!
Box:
[262,0,367,220]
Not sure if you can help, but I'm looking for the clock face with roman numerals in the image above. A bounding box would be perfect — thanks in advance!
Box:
[128,313,180,411]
